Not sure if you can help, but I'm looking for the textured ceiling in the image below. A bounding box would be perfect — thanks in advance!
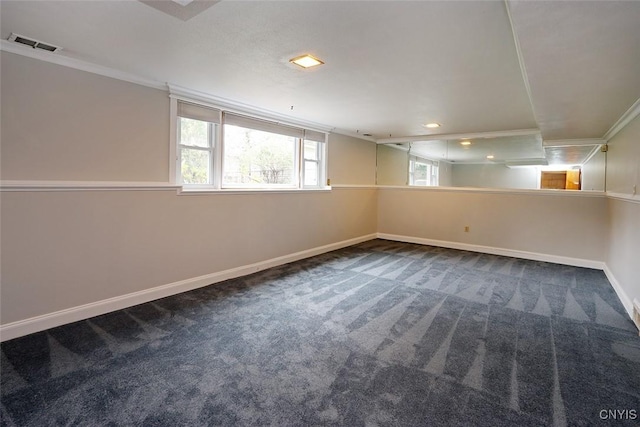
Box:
[1,0,638,149]
[507,0,640,140]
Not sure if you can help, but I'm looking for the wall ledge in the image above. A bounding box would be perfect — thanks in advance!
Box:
[606,191,640,204]
[331,184,378,189]
[377,185,606,198]
[0,180,180,192]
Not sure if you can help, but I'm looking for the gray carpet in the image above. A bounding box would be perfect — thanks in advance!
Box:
[1,239,639,426]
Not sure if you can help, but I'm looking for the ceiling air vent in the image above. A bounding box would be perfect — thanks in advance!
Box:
[8,33,62,53]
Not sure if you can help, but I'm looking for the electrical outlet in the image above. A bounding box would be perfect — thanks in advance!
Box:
[464,226,470,232]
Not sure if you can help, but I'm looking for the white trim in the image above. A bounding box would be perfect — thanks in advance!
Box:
[169,97,178,185]
[376,185,606,198]
[542,139,606,147]
[168,84,333,134]
[0,234,377,342]
[0,180,179,192]
[377,233,604,269]
[177,186,332,195]
[376,129,540,145]
[607,191,640,204]
[329,129,377,143]
[0,40,166,91]
[603,97,640,141]
[330,184,378,190]
[602,264,634,320]
[581,145,603,166]
[1,42,338,138]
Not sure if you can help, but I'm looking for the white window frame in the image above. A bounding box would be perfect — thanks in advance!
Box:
[169,95,329,191]
[409,155,439,187]
[301,136,327,189]
[177,119,217,186]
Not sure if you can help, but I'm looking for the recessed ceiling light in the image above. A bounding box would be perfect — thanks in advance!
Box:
[486,155,495,159]
[424,123,441,129]
[290,54,324,69]
[460,140,471,146]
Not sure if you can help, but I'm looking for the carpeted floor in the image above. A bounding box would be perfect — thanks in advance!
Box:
[1,239,639,426]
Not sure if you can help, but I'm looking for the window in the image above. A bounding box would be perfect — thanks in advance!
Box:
[409,156,439,186]
[303,139,322,186]
[223,113,300,188]
[173,98,327,190]
[176,101,220,186]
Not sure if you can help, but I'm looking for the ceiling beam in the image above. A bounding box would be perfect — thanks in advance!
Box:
[542,139,606,147]
[376,128,540,144]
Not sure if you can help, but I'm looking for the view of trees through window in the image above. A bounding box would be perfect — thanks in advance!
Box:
[177,104,326,189]
[180,118,211,185]
[223,125,296,186]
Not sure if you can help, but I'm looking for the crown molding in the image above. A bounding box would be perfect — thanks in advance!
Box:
[603,97,640,141]
[376,128,540,144]
[1,40,166,90]
[542,138,606,147]
[168,84,334,133]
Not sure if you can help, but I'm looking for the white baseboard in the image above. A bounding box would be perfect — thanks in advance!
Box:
[603,264,634,320]
[378,233,638,323]
[376,233,604,270]
[0,234,377,342]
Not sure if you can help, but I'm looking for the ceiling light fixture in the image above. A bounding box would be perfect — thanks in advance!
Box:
[424,123,441,129]
[486,155,495,159]
[290,54,324,69]
[460,140,471,146]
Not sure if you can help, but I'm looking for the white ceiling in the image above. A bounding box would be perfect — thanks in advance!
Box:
[1,0,639,149]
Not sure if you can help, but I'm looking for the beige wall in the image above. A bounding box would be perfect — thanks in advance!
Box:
[0,52,170,182]
[378,188,607,262]
[327,133,377,185]
[581,149,606,191]
[0,52,378,326]
[0,188,377,324]
[452,163,539,189]
[438,161,453,187]
[605,114,640,312]
[376,144,407,185]
[606,115,640,195]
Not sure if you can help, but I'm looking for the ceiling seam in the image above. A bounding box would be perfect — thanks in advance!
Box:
[602,97,640,141]
[504,0,540,135]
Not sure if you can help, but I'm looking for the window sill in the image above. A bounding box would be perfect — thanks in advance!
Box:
[177,186,332,195]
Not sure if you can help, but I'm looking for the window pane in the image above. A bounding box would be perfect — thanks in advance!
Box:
[413,162,428,186]
[181,148,210,184]
[304,160,319,186]
[223,125,296,186]
[304,140,318,160]
[180,117,209,148]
